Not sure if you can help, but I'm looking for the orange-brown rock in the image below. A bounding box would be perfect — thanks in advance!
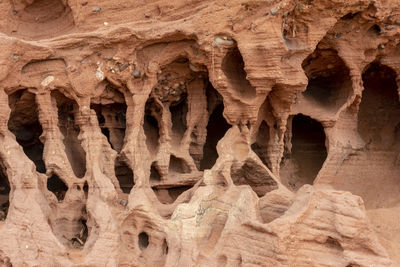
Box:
[0,0,399,266]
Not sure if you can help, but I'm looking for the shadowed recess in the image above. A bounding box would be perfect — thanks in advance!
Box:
[222,47,256,98]
[52,90,87,178]
[115,158,135,194]
[47,174,68,201]
[281,114,327,190]
[302,48,351,110]
[8,90,46,173]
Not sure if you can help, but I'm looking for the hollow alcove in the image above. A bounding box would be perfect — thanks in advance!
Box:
[12,0,75,39]
[150,163,161,182]
[8,90,46,173]
[199,103,231,170]
[358,63,400,149]
[169,155,190,174]
[47,174,68,201]
[280,114,327,189]
[170,97,188,142]
[251,121,271,169]
[222,47,256,98]
[52,90,86,178]
[0,164,10,222]
[143,110,160,155]
[91,102,127,152]
[302,48,352,110]
[114,158,134,194]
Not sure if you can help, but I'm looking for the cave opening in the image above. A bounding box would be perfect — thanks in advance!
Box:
[301,48,351,109]
[91,103,127,152]
[114,158,134,194]
[47,174,68,201]
[281,114,327,189]
[222,47,256,98]
[0,164,10,221]
[251,121,271,169]
[8,90,46,173]
[199,103,231,171]
[359,63,400,149]
[52,90,87,178]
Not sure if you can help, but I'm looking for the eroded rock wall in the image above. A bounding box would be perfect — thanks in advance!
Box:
[0,0,399,266]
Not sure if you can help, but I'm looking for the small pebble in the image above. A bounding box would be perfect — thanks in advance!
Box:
[120,199,128,206]
[131,69,141,78]
[92,7,101,13]
[270,7,279,16]
[12,9,18,15]
[119,62,129,71]
[334,33,342,38]
[104,22,109,26]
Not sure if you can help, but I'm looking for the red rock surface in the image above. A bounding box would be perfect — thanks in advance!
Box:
[0,0,399,266]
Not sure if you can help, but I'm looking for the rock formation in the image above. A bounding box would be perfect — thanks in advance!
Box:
[0,0,399,266]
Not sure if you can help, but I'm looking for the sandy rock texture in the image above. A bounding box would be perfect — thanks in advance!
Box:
[0,0,399,266]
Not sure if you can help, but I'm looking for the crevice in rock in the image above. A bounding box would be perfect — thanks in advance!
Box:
[52,90,87,178]
[359,62,400,149]
[0,164,10,222]
[153,185,192,204]
[302,48,352,110]
[251,121,271,169]
[280,114,327,190]
[222,47,256,98]
[325,236,343,251]
[8,90,46,173]
[114,157,134,194]
[199,103,231,170]
[91,100,127,153]
[47,174,68,202]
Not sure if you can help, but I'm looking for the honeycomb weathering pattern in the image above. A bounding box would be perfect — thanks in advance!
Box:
[0,0,399,266]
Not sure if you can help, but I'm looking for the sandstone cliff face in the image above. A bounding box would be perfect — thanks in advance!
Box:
[0,0,399,266]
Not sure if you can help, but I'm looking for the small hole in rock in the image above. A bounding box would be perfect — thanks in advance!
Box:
[138,232,149,250]
[83,181,88,194]
[114,158,134,194]
[47,174,68,201]
[162,239,168,254]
